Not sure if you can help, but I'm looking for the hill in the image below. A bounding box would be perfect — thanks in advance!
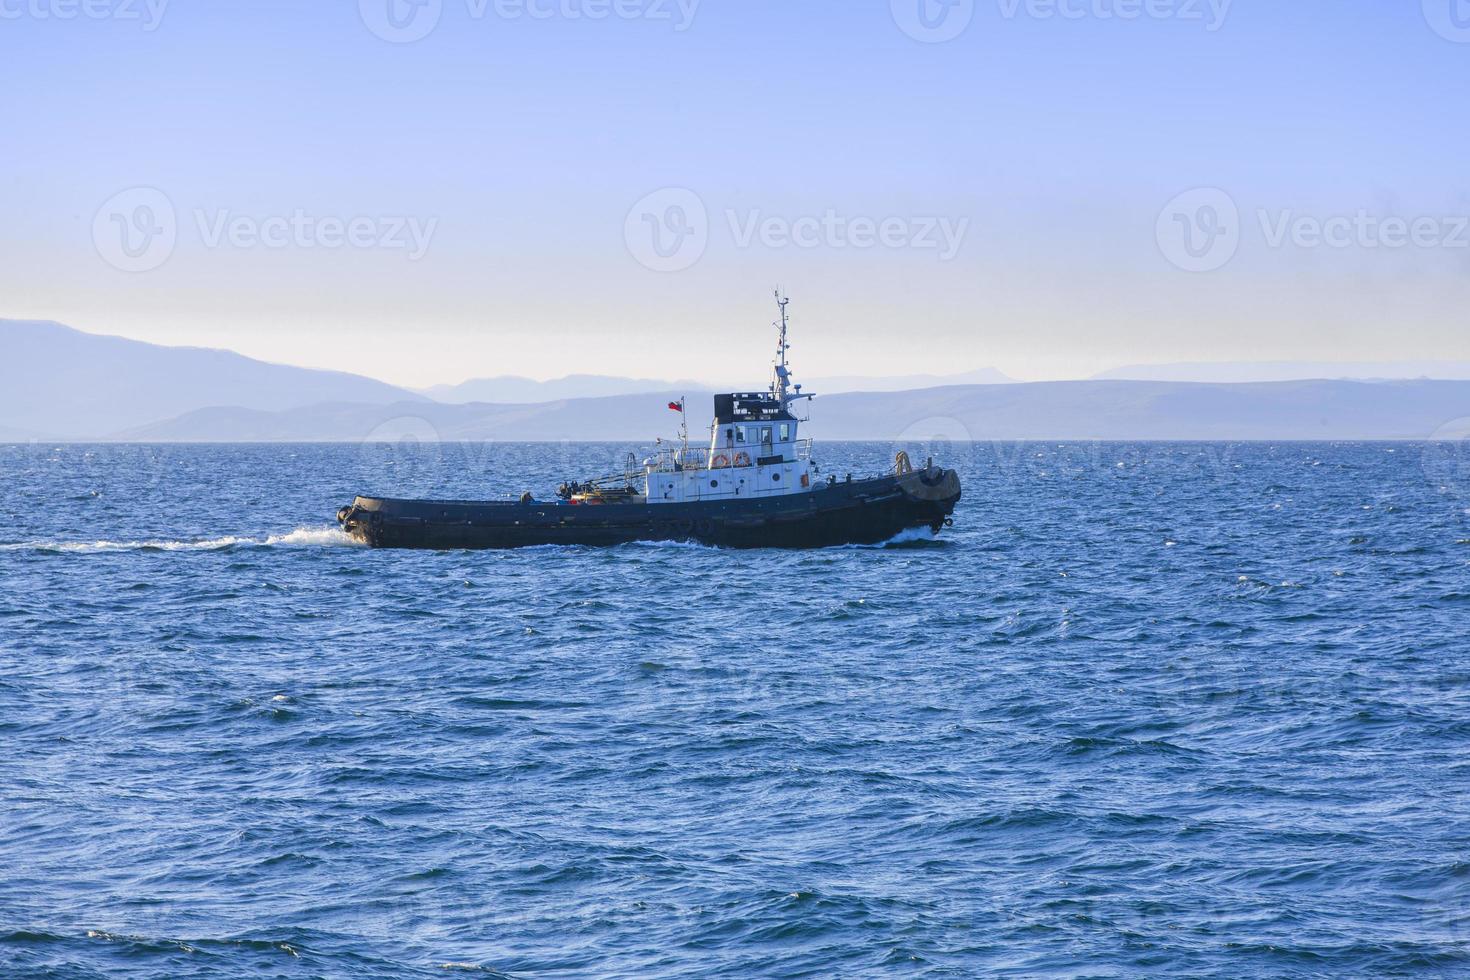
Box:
[0,319,424,439]
[116,379,1470,442]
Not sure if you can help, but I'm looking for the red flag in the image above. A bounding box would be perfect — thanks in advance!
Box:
[668,401,683,412]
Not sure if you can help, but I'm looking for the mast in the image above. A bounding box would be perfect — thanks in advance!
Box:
[770,287,815,413]
[772,288,792,406]
[678,396,688,454]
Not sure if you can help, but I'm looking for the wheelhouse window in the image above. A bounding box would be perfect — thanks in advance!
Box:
[778,423,791,442]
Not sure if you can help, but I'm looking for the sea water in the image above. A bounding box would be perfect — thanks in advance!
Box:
[2,441,1468,977]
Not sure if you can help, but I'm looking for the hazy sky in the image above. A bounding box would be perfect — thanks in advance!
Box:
[3,0,1469,387]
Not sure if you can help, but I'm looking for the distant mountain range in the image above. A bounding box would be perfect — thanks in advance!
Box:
[6,319,1470,441]
[1094,360,1470,384]
[801,368,1014,393]
[422,368,1014,403]
[421,374,714,404]
[1,319,422,439]
[120,380,1470,442]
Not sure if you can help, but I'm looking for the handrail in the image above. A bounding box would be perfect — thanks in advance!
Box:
[642,439,813,473]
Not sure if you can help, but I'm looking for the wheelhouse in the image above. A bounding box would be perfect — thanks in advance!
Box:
[709,393,802,465]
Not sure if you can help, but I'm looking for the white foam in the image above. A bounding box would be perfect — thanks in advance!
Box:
[839,526,940,549]
[263,527,363,548]
[883,526,940,545]
[621,537,717,551]
[0,526,364,554]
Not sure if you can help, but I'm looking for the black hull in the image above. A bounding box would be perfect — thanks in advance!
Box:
[338,468,961,550]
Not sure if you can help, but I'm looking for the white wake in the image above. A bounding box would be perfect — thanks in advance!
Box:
[0,526,364,554]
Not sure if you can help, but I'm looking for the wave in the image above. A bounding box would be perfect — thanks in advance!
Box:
[262,527,362,548]
[0,526,364,554]
[837,526,944,549]
[620,537,719,551]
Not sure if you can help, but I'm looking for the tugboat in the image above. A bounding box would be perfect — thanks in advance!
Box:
[337,292,961,549]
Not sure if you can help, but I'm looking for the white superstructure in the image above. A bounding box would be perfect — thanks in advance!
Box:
[642,291,819,505]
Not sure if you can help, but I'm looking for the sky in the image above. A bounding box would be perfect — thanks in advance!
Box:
[2,0,1469,388]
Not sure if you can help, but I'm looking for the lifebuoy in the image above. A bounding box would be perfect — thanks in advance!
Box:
[733,452,751,467]
[712,453,730,468]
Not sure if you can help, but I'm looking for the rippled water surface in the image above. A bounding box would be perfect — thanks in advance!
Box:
[3,441,1469,978]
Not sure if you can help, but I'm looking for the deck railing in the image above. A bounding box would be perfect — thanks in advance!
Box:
[645,440,813,473]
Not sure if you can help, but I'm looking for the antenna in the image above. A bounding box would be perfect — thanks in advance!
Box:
[772,287,791,405]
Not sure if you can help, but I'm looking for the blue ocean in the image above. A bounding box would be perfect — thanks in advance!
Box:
[2,441,1468,978]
